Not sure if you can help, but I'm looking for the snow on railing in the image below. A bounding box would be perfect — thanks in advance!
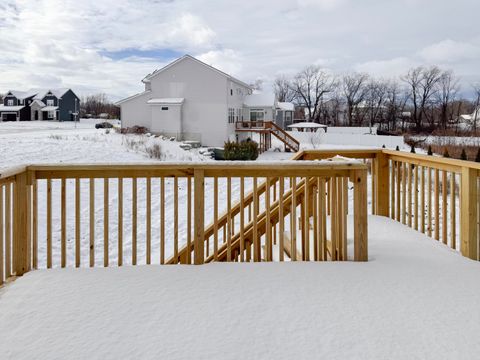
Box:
[0,159,368,284]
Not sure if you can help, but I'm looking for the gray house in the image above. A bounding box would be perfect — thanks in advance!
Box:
[0,88,80,122]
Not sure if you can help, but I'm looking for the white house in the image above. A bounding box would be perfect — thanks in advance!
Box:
[117,55,294,147]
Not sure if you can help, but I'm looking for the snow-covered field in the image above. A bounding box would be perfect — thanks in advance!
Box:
[0,119,207,172]
[1,216,479,359]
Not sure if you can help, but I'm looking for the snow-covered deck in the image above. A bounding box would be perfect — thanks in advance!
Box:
[1,216,479,359]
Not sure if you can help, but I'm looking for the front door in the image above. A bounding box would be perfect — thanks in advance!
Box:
[34,110,38,120]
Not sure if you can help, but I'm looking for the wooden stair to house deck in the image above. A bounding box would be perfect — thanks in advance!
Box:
[167,174,321,264]
[235,121,300,153]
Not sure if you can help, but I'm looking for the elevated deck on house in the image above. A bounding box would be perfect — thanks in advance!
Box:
[235,120,300,152]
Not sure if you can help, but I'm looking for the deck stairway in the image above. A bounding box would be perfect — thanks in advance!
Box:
[235,121,300,152]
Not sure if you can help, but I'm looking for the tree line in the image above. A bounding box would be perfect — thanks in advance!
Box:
[80,93,120,119]
[274,65,480,134]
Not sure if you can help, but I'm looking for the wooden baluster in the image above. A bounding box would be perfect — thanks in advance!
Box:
[342,177,348,260]
[442,170,448,245]
[33,179,38,269]
[47,179,52,269]
[160,177,165,264]
[0,185,3,284]
[240,177,245,262]
[304,177,310,261]
[396,162,401,222]
[266,177,272,261]
[213,177,218,261]
[407,164,412,227]
[146,177,151,265]
[61,178,67,268]
[319,178,326,261]
[291,177,297,261]
[89,178,95,267]
[173,177,178,262]
[434,169,440,241]
[312,183,318,261]
[193,169,205,265]
[279,177,285,262]
[353,170,368,261]
[74,178,81,267]
[402,162,407,225]
[187,177,192,264]
[390,160,395,219]
[371,160,375,214]
[414,165,418,231]
[227,177,232,262]
[118,178,123,266]
[104,178,109,267]
[427,168,432,237]
[421,166,425,234]
[450,173,456,250]
[331,177,337,260]
[132,178,137,265]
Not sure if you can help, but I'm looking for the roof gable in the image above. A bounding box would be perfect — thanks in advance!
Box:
[143,55,252,90]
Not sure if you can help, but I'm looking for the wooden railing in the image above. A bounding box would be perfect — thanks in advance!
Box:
[300,149,480,261]
[235,121,300,152]
[0,160,368,284]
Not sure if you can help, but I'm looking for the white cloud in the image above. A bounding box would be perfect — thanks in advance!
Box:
[1,0,480,99]
[418,39,480,64]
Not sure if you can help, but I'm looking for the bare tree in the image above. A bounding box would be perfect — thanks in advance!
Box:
[81,93,120,118]
[384,80,409,131]
[290,65,336,122]
[436,70,460,130]
[273,75,296,103]
[342,73,370,126]
[401,66,442,131]
[249,79,264,91]
[363,78,389,131]
[471,84,480,135]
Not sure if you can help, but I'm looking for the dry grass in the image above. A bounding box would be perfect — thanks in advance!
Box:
[406,135,480,161]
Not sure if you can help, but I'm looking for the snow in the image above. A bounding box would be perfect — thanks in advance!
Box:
[277,102,294,111]
[146,98,184,104]
[244,92,275,107]
[0,105,24,111]
[0,119,207,173]
[288,121,327,128]
[1,216,480,359]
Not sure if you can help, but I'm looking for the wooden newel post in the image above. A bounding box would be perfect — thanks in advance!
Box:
[194,169,205,265]
[13,171,29,276]
[460,167,478,260]
[353,169,368,261]
[374,152,390,217]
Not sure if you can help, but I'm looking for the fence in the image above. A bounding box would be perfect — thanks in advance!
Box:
[300,149,480,261]
[0,160,368,285]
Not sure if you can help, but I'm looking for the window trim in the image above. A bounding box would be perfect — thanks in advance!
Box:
[7,99,14,106]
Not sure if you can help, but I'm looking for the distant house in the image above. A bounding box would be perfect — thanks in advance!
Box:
[117,55,294,147]
[0,88,80,122]
[276,102,295,128]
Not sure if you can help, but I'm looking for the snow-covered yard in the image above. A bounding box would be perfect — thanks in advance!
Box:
[0,120,207,172]
[1,216,479,359]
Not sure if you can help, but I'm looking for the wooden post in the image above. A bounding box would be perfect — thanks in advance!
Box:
[353,169,368,261]
[13,171,29,276]
[194,169,205,265]
[374,152,390,217]
[460,167,478,260]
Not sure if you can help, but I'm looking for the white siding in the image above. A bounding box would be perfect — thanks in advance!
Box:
[120,93,151,129]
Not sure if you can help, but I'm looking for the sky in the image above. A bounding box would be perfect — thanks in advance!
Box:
[1,0,479,101]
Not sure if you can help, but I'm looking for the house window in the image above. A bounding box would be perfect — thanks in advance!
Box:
[47,99,54,106]
[7,99,13,106]
[19,99,24,105]
[250,109,265,122]
[235,108,241,122]
[230,89,233,96]
[48,111,55,119]
[228,108,235,123]
[161,107,169,111]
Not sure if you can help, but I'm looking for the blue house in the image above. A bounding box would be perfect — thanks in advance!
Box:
[0,88,80,122]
